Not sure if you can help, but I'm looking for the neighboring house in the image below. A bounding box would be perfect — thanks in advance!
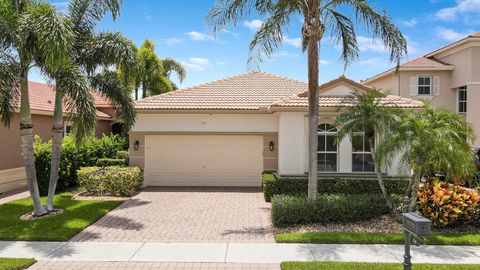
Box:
[364,32,480,146]
[130,72,422,187]
[0,81,116,193]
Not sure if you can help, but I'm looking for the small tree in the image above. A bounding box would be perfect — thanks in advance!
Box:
[376,104,475,211]
[335,91,402,211]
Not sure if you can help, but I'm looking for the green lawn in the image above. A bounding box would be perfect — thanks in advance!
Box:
[0,193,121,241]
[0,258,36,270]
[281,262,480,270]
[276,231,480,245]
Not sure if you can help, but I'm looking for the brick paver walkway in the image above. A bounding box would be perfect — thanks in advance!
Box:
[71,187,274,243]
[28,261,280,270]
[0,190,29,205]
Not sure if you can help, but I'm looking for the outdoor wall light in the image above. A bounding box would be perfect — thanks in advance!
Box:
[134,140,139,151]
[269,141,275,151]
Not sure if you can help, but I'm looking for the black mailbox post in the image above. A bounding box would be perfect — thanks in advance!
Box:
[402,196,432,270]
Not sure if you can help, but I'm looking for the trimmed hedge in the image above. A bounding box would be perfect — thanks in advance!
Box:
[262,173,408,202]
[34,135,128,195]
[271,194,400,227]
[96,158,127,167]
[78,166,142,197]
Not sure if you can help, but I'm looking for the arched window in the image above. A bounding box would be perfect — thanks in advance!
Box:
[318,123,337,172]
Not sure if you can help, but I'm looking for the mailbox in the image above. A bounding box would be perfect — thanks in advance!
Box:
[402,213,432,237]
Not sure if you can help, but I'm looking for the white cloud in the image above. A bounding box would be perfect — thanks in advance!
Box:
[189,57,210,65]
[357,36,388,53]
[436,0,480,21]
[319,60,331,65]
[243,19,263,31]
[272,50,300,59]
[181,57,220,71]
[164,37,182,46]
[185,31,215,41]
[402,19,417,27]
[220,29,239,38]
[355,57,392,71]
[436,27,469,41]
[283,37,301,48]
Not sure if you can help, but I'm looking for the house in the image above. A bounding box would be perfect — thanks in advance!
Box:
[364,32,480,146]
[0,81,117,193]
[130,72,422,187]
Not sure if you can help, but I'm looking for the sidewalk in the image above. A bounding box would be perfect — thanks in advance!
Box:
[1,241,480,264]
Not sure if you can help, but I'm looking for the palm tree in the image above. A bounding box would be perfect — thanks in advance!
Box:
[207,0,407,201]
[335,91,402,211]
[376,104,475,211]
[134,39,185,99]
[44,0,139,212]
[0,0,75,216]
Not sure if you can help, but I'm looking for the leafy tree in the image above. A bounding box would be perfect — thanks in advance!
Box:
[44,0,139,212]
[207,0,407,201]
[0,0,74,216]
[335,91,402,211]
[376,104,476,211]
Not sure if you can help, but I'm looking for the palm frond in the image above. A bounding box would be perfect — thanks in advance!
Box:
[162,58,186,83]
[69,0,122,35]
[90,70,136,133]
[324,8,358,68]
[0,61,20,127]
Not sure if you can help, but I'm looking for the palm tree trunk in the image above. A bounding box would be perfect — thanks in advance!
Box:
[135,87,138,100]
[369,140,393,211]
[19,72,47,216]
[45,89,63,212]
[409,169,422,212]
[306,29,320,201]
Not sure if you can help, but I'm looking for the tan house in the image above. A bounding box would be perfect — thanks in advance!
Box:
[0,81,116,194]
[364,32,480,146]
[130,72,422,187]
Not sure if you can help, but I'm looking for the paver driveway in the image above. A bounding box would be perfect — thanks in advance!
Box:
[71,187,274,243]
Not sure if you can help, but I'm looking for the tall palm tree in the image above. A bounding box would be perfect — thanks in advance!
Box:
[207,0,407,201]
[0,0,74,216]
[133,39,185,99]
[376,104,475,211]
[44,0,139,212]
[335,91,402,211]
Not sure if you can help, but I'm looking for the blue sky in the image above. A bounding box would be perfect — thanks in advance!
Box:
[36,0,480,88]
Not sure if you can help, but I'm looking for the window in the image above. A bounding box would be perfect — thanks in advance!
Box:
[351,131,375,172]
[64,122,72,137]
[418,76,432,95]
[318,124,337,172]
[458,86,467,114]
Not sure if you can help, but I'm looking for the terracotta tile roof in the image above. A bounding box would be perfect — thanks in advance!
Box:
[400,56,452,69]
[469,32,480,38]
[18,81,112,118]
[135,72,423,111]
[271,93,424,109]
[135,72,308,110]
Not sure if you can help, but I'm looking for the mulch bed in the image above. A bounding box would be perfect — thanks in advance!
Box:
[275,214,480,234]
[20,209,64,221]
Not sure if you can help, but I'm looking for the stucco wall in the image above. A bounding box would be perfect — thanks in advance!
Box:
[278,112,306,175]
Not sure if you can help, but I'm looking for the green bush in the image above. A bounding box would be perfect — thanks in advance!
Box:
[271,193,398,227]
[96,158,127,167]
[116,150,129,164]
[78,166,142,197]
[34,134,128,195]
[262,173,408,202]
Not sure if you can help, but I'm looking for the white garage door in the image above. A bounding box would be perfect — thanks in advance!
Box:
[144,135,263,186]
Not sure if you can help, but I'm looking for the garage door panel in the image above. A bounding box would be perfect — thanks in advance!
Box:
[144,135,263,187]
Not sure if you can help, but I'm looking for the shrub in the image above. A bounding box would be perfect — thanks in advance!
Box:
[96,158,127,167]
[116,150,129,164]
[34,134,128,195]
[262,173,408,202]
[271,193,397,227]
[77,166,142,197]
[418,180,480,227]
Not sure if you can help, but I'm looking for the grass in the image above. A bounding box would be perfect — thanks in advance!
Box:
[0,193,122,241]
[0,258,36,270]
[281,262,480,270]
[275,231,480,245]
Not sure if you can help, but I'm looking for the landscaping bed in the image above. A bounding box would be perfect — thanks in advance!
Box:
[0,193,121,241]
[281,262,480,270]
[0,258,36,270]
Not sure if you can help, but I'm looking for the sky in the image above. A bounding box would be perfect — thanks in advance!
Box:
[34,0,480,88]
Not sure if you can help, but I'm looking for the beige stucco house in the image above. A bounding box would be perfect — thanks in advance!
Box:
[0,81,117,194]
[364,32,480,146]
[130,72,422,187]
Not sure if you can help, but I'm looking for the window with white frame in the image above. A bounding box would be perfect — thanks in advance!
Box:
[318,123,337,172]
[351,131,375,172]
[417,76,432,95]
[458,86,467,114]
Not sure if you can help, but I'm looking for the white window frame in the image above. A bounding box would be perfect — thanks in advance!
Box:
[351,131,375,172]
[458,86,467,114]
[417,75,433,96]
[317,123,338,172]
